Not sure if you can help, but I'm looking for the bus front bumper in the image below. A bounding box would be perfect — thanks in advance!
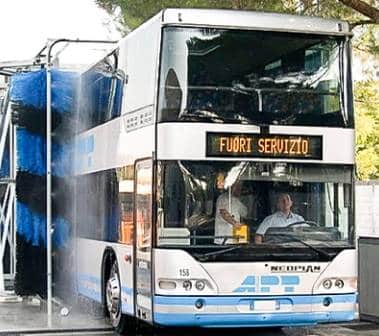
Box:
[153,294,357,327]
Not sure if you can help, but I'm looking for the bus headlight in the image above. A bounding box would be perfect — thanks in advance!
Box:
[195,280,205,291]
[317,277,356,291]
[158,280,177,290]
[346,277,357,290]
[158,278,212,292]
[335,279,344,288]
[183,280,192,291]
[323,279,333,289]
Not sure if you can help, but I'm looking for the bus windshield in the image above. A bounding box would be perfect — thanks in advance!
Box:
[157,161,354,261]
[158,27,351,127]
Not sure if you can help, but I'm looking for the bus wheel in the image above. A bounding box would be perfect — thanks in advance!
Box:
[105,260,128,333]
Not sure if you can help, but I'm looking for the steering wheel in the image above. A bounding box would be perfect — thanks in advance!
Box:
[286,220,319,228]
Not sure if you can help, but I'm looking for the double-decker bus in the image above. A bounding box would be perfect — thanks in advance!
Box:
[73,9,356,332]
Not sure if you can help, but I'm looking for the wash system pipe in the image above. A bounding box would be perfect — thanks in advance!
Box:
[46,40,52,325]
[45,38,117,321]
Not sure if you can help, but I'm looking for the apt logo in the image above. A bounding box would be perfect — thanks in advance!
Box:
[233,275,300,293]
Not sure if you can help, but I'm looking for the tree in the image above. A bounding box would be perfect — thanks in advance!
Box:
[96,0,379,180]
[96,0,379,30]
[339,0,379,24]
[355,80,379,179]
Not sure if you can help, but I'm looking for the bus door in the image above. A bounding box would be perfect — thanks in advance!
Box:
[134,159,153,322]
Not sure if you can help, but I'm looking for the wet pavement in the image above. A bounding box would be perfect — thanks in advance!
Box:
[6,323,379,336]
[1,299,379,336]
[144,323,379,336]
[0,297,112,334]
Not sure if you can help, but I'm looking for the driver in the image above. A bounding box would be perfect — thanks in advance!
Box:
[255,193,304,244]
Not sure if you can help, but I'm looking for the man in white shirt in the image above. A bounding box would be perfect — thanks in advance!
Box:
[214,181,247,245]
[255,193,304,244]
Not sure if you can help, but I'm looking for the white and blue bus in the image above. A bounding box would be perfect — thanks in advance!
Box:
[73,9,356,332]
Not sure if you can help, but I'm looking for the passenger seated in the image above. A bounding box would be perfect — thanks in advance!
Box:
[255,193,304,244]
[214,176,247,245]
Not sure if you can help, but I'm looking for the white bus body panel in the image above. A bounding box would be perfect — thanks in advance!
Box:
[76,238,135,315]
[118,13,161,116]
[153,248,357,326]
[75,118,154,175]
[154,249,356,296]
[76,238,105,303]
[161,9,350,36]
[157,123,355,164]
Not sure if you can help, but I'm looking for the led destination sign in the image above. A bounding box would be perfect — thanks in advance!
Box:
[206,132,322,160]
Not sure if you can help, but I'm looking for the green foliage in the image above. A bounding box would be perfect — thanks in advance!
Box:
[355,80,379,180]
[96,0,293,30]
[355,25,379,55]
[96,0,375,31]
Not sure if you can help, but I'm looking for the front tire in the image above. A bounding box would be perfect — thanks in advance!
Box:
[105,259,130,333]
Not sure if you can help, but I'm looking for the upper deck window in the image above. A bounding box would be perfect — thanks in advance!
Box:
[76,54,124,132]
[158,27,352,127]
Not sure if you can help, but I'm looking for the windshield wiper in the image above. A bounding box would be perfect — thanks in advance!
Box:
[179,109,267,127]
[194,244,247,261]
[179,112,225,123]
[270,234,332,260]
[194,242,311,262]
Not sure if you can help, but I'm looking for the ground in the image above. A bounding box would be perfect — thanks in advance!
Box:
[1,300,379,336]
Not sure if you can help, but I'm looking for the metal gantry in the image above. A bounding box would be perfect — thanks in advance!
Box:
[0,38,117,319]
[0,87,16,297]
[0,53,44,300]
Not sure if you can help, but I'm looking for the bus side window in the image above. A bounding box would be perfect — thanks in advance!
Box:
[135,160,153,249]
[117,165,135,244]
[163,68,182,121]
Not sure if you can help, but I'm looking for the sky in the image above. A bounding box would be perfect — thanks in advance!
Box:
[0,0,122,62]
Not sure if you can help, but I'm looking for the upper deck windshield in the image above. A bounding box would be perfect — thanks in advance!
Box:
[158,27,352,127]
[157,162,354,262]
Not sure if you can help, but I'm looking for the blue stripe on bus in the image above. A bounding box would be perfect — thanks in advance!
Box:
[77,274,102,302]
[121,302,134,314]
[154,310,355,327]
[78,285,102,302]
[78,273,101,285]
[78,274,134,293]
[78,273,133,304]
[154,293,357,306]
[122,286,133,295]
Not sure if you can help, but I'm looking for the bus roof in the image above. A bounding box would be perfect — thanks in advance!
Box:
[160,8,351,36]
